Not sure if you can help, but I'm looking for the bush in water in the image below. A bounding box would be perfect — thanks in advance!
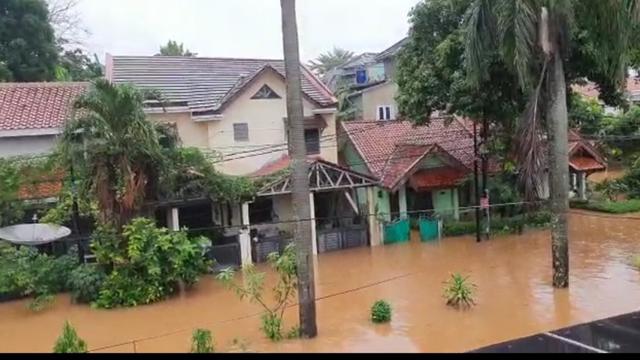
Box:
[190,329,215,353]
[53,321,88,353]
[443,273,476,309]
[67,264,107,304]
[370,300,392,323]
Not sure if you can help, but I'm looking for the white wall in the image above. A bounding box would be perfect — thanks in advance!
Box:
[0,135,57,157]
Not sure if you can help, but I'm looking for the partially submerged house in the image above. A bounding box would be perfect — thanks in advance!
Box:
[107,55,380,264]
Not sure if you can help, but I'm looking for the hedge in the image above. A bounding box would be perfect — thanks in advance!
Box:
[570,199,640,214]
[440,211,552,237]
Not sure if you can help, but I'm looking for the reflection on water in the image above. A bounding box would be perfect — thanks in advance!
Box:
[1,213,640,353]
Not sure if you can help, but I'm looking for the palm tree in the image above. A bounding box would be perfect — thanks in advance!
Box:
[280,0,318,338]
[464,0,640,288]
[308,47,355,76]
[58,79,165,229]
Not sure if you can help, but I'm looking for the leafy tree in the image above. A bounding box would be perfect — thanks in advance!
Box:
[308,47,355,76]
[0,0,59,82]
[58,80,165,229]
[568,93,606,135]
[156,40,195,56]
[55,49,103,81]
[463,0,640,288]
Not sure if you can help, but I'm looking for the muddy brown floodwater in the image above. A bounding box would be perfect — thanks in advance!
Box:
[1,212,640,353]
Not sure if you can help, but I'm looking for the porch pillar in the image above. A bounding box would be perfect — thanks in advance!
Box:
[310,192,318,255]
[239,202,253,267]
[367,187,382,247]
[453,188,460,221]
[578,172,587,201]
[167,207,180,231]
[399,184,408,219]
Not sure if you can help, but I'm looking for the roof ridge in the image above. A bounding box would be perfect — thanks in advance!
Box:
[0,82,90,88]
[112,55,285,62]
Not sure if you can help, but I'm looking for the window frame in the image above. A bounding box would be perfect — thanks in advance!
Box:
[304,128,321,155]
[377,105,393,121]
[233,123,249,142]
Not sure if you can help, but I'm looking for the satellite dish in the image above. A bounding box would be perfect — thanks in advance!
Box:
[0,224,72,246]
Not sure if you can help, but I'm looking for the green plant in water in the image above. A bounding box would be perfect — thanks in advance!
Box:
[443,273,476,309]
[286,326,301,340]
[190,329,214,353]
[217,244,298,342]
[631,255,640,270]
[370,300,392,323]
[53,321,88,353]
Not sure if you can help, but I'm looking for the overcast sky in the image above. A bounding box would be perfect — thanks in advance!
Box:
[75,0,420,63]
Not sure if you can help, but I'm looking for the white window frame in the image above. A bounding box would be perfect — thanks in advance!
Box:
[377,105,393,121]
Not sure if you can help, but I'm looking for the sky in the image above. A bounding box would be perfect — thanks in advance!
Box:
[75,0,421,63]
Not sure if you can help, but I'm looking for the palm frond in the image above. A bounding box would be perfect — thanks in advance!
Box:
[464,0,497,86]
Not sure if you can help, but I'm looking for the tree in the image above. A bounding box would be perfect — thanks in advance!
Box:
[156,40,195,57]
[308,47,355,76]
[55,49,103,81]
[280,0,318,338]
[0,0,59,82]
[464,0,640,288]
[47,0,87,46]
[53,321,87,353]
[58,79,165,229]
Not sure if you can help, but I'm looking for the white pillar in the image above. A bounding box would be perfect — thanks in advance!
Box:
[368,187,382,247]
[239,202,252,267]
[167,207,180,231]
[399,184,408,219]
[309,192,318,255]
[579,172,587,200]
[453,188,460,221]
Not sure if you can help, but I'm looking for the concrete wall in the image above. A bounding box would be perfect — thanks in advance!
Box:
[361,82,399,120]
[0,135,57,157]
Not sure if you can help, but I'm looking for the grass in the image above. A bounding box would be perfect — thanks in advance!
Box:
[570,199,640,214]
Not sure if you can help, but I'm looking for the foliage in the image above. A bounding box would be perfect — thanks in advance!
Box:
[40,185,98,226]
[440,212,551,237]
[443,273,476,309]
[66,264,106,304]
[0,0,59,82]
[570,199,640,214]
[217,244,298,342]
[160,147,256,203]
[568,93,607,135]
[0,243,77,310]
[56,49,103,81]
[157,40,195,56]
[53,321,87,353]
[632,255,640,270]
[58,79,166,229]
[92,218,210,309]
[370,300,392,323]
[285,326,301,340]
[594,179,629,201]
[335,85,358,121]
[0,158,23,226]
[190,329,215,353]
[308,47,355,77]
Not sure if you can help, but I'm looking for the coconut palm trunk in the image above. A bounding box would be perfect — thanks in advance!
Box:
[280,0,318,338]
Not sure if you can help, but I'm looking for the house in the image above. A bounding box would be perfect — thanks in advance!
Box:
[107,55,381,262]
[0,82,89,157]
[324,52,385,92]
[343,38,407,121]
[341,116,484,222]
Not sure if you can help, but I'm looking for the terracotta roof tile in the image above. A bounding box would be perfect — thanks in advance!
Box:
[250,154,323,178]
[409,168,468,190]
[0,82,89,132]
[570,156,606,172]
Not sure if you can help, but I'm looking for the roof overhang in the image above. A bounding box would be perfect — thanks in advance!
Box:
[0,128,61,138]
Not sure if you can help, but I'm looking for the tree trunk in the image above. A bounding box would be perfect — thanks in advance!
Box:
[547,51,570,289]
[280,0,318,338]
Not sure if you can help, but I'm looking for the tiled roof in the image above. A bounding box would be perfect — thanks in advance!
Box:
[109,56,337,113]
[375,37,409,61]
[342,117,482,190]
[250,154,323,178]
[0,82,89,133]
[570,156,606,172]
[572,77,640,100]
[409,168,468,190]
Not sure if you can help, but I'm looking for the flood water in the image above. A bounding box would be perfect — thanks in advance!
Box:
[1,212,640,353]
[589,167,626,183]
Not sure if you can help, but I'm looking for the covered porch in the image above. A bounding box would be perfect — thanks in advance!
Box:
[245,159,379,264]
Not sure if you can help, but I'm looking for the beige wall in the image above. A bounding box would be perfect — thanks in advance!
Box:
[148,112,209,149]
[361,82,398,120]
[149,70,337,176]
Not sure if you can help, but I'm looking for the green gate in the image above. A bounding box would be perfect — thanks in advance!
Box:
[384,218,410,244]
[418,216,441,242]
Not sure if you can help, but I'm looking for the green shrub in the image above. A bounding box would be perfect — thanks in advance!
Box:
[370,300,392,323]
[67,264,106,304]
[92,218,210,309]
[441,212,551,237]
[53,321,87,353]
[570,199,640,214]
[217,244,298,342]
[190,329,214,353]
[443,273,476,309]
[631,255,640,270]
[286,326,301,340]
[0,243,78,311]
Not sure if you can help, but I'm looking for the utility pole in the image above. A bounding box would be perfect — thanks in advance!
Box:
[481,117,490,240]
[280,0,318,338]
[473,121,481,243]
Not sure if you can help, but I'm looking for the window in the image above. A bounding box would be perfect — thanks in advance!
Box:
[233,123,249,142]
[250,198,274,224]
[377,105,393,121]
[304,129,321,155]
[251,85,281,100]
